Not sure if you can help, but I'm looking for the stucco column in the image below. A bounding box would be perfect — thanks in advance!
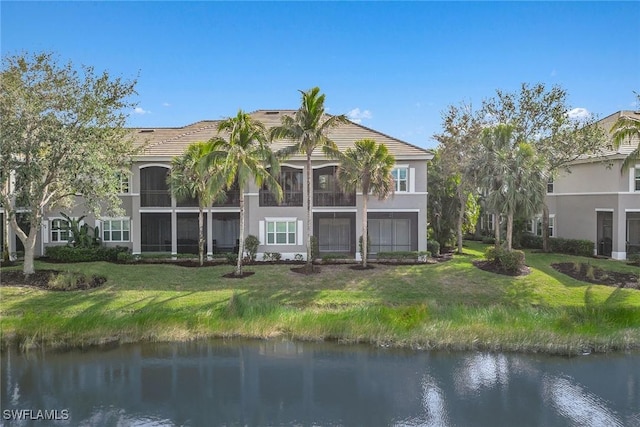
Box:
[206,209,213,258]
[171,210,177,256]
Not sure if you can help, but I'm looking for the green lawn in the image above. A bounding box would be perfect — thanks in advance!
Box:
[2,241,639,354]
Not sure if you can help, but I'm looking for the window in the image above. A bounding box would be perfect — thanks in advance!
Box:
[392,168,408,192]
[51,219,70,242]
[117,172,130,194]
[547,177,554,193]
[535,216,554,237]
[635,168,640,192]
[526,219,534,234]
[486,214,494,231]
[103,218,130,242]
[266,220,296,245]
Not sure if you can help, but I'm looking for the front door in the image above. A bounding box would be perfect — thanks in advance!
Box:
[597,211,613,257]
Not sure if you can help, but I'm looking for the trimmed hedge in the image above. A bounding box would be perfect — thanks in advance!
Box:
[46,245,130,262]
[376,251,429,260]
[485,247,526,274]
[427,240,440,257]
[520,233,593,257]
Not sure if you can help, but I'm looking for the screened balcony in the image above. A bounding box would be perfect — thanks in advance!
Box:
[313,166,355,207]
[141,167,171,207]
[260,167,303,207]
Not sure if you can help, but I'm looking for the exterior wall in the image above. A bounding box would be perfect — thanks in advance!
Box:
[546,158,640,260]
[554,160,631,193]
[5,153,430,260]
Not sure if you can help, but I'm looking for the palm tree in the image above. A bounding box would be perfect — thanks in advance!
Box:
[610,96,640,172]
[476,124,546,251]
[204,110,282,276]
[270,87,348,270]
[336,139,395,268]
[168,142,226,266]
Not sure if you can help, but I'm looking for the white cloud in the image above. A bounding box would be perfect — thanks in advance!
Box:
[162,102,171,107]
[134,107,151,115]
[567,107,590,120]
[347,108,372,124]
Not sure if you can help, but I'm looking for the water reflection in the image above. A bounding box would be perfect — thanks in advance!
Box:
[1,341,638,427]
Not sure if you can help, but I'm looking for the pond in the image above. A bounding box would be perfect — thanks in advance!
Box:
[1,340,638,426]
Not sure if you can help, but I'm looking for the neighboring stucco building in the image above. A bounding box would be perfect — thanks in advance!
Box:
[3,110,433,260]
[541,111,640,260]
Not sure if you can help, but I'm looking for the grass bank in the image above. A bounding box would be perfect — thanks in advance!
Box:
[2,241,640,355]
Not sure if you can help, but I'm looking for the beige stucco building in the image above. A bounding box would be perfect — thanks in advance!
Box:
[3,110,433,260]
[543,111,640,260]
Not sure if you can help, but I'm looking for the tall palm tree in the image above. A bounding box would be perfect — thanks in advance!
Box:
[477,124,546,251]
[270,87,348,270]
[610,98,640,172]
[336,139,395,268]
[204,110,282,276]
[168,142,226,266]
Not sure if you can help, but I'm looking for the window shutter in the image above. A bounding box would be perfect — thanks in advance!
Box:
[297,220,303,245]
[42,220,49,244]
[259,220,265,244]
[409,168,415,193]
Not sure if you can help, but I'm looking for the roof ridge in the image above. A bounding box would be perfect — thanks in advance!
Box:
[343,119,434,155]
[145,120,221,151]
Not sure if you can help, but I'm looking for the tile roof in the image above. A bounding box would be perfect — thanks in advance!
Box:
[597,110,640,157]
[132,110,433,160]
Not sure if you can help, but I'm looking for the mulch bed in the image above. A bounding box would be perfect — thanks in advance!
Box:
[473,260,531,277]
[1,270,107,291]
[290,266,322,275]
[349,265,376,271]
[222,271,256,279]
[552,262,640,289]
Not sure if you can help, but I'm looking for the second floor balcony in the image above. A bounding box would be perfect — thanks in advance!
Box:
[141,190,172,207]
[260,190,303,207]
[313,190,355,207]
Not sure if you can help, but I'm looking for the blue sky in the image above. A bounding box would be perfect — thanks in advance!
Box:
[2,1,639,149]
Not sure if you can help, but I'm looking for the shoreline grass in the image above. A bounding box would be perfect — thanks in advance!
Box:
[2,241,640,355]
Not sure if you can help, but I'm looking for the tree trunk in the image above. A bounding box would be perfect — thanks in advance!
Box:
[494,213,501,249]
[362,195,368,268]
[9,213,36,275]
[506,212,514,251]
[542,203,550,252]
[236,184,245,276]
[457,188,465,254]
[198,207,205,266]
[306,154,313,271]
[3,216,10,263]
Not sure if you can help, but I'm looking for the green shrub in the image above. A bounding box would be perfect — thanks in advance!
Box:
[262,252,281,262]
[46,245,129,262]
[376,251,424,260]
[520,233,593,257]
[485,247,526,274]
[46,271,102,291]
[294,253,304,262]
[482,236,496,245]
[520,233,543,249]
[116,251,134,262]
[427,240,440,257]
[628,253,640,266]
[321,253,350,262]
[550,238,593,257]
[225,252,238,265]
[244,235,260,262]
